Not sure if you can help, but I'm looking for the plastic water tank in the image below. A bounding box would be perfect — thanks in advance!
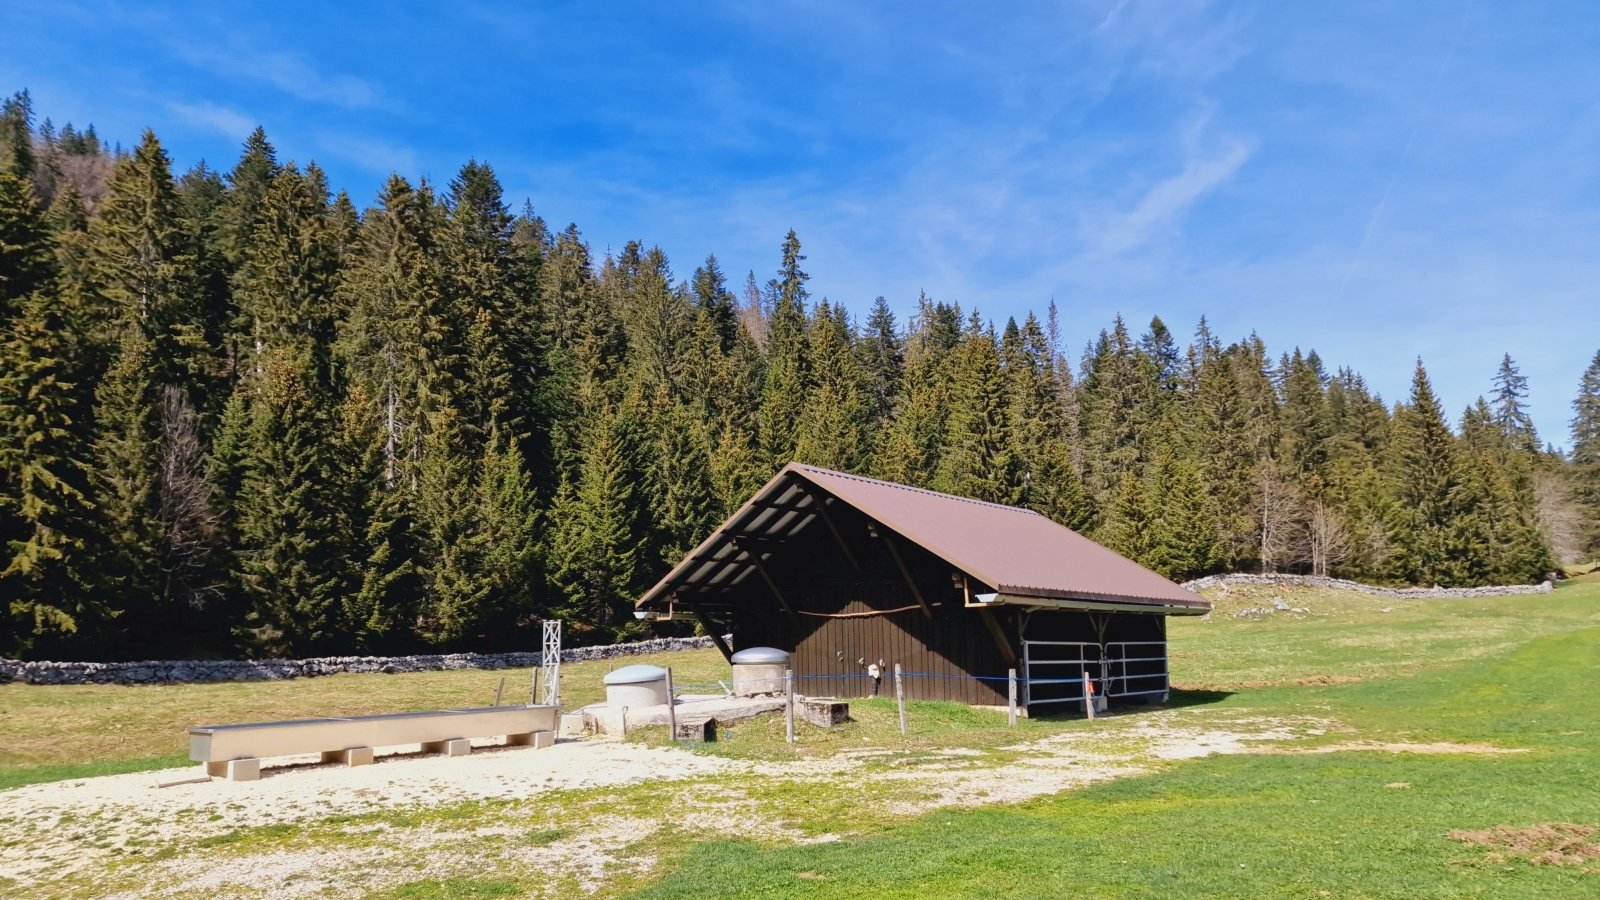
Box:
[604,664,669,710]
[729,647,790,696]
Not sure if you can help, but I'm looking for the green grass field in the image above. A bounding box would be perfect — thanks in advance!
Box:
[3,578,1598,898]
[628,581,1600,899]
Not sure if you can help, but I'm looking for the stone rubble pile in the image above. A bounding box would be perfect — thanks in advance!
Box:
[0,636,718,686]
[1182,572,1553,600]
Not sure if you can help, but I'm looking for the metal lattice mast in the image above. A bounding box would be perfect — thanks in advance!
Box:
[539,620,562,707]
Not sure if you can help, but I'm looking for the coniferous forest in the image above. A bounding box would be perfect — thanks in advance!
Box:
[3,91,1598,662]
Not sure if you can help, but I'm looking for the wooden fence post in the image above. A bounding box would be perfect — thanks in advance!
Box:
[785,668,795,744]
[666,667,677,741]
[1008,668,1017,726]
[895,663,907,736]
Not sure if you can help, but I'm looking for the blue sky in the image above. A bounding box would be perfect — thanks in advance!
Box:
[4,1,1598,445]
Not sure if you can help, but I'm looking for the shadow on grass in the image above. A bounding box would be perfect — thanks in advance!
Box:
[0,754,192,792]
[1163,688,1234,709]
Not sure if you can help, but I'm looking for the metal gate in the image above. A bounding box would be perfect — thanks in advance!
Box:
[1104,641,1168,703]
[1020,640,1101,709]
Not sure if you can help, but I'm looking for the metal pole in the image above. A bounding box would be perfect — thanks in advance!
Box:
[895,663,907,736]
[666,668,678,741]
[1083,663,1095,721]
[619,706,628,739]
[784,668,795,744]
[1008,668,1017,727]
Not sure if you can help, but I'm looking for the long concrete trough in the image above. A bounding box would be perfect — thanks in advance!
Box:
[188,705,559,781]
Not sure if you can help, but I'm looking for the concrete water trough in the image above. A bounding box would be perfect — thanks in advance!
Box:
[187,705,559,781]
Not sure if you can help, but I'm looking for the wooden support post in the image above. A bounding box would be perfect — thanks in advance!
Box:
[807,492,861,571]
[785,668,795,744]
[494,677,505,707]
[530,669,540,706]
[883,535,933,619]
[684,599,734,661]
[734,538,799,626]
[666,668,677,740]
[1008,668,1017,727]
[895,663,907,735]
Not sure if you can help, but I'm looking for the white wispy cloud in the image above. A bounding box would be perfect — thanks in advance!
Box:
[1093,138,1253,256]
[166,100,255,139]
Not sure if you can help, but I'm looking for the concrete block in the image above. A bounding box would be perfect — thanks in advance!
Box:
[798,699,849,728]
[319,747,374,766]
[531,730,556,749]
[559,713,588,738]
[441,738,471,757]
[674,717,716,742]
[206,760,229,777]
[226,758,260,781]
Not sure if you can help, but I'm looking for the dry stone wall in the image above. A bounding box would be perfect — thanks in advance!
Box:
[0,636,718,686]
[1180,573,1554,599]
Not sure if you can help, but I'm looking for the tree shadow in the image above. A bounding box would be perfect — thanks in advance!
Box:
[1164,688,1234,708]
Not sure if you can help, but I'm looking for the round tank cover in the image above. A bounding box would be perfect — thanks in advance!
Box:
[602,664,668,685]
[729,647,790,665]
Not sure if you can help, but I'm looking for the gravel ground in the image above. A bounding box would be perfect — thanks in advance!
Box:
[0,711,1340,897]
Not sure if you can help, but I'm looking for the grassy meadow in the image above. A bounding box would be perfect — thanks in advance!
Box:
[2,577,1598,898]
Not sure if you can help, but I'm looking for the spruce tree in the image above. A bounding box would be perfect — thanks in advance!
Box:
[1100,471,1153,566]
[0,91,35,180]
[547,407,641,643]
[1144,454,1220,580]
[0,172,105,657]
[935,315,1022,505]
[758,230,810,467]
[858,296,903,430]
[1388,360,1468,585]
[795,301,869,472]
[691,254,738,354]
[232,349,351,655]
[1077,315,1159,509]
[1491,354,1538,455]
[221,128,280,267]
[1568,350,1600,553]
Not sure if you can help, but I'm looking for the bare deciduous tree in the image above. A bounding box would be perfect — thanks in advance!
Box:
[158,386,223,607]
[1305,501,1352,577]
[1254,460,1302,573]
[1535,470,1589,566]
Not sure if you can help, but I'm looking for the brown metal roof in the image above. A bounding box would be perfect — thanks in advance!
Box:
[636,463,1210,613]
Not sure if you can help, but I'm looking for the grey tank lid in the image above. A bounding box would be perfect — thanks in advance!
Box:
[603,664,668,685]
[730,646,790,665]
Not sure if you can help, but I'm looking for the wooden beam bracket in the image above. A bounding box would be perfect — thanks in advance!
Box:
[732,538,800,627]
[882,534,934,620]
[683,598,734,661]
[801,489,861,571]
[978,608,1018,669]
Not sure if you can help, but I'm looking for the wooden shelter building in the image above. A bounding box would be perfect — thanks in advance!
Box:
[634,464,1211,712]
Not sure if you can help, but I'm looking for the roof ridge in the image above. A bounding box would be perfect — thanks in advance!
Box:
[790,463,1044,516]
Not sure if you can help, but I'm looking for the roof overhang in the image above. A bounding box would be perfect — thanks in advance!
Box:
[970,592,1211,616]
[635,463,1212,615]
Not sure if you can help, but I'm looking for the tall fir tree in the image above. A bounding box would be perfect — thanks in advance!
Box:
[758,230,809,468]
[934,315,1022,505]
[0,172,105,657]
[1569,350,1600,553]
[1490,354,1538,455]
